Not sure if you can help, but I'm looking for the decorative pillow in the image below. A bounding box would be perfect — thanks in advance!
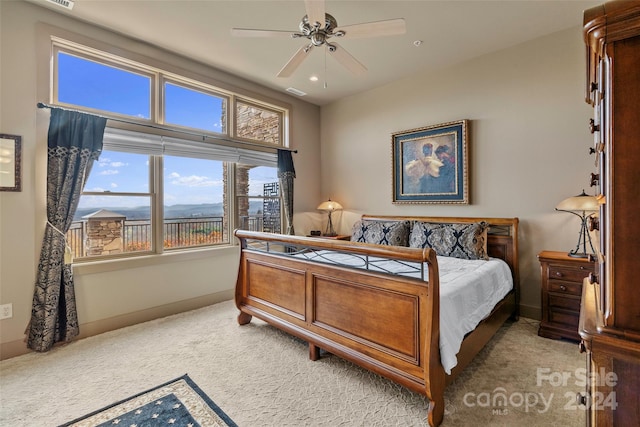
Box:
[408,221,489,260]
[351,220,410,246]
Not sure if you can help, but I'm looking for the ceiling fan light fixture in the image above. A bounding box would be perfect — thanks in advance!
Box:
[230,0,406,78]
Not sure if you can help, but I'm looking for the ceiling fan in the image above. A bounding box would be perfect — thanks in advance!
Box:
[230,0,406,78]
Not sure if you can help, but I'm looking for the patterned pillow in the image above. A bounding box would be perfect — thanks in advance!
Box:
[408,221,489,260]
[351,220,410,246]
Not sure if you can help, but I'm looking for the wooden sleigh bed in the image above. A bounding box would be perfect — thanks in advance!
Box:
[234,215,519,426]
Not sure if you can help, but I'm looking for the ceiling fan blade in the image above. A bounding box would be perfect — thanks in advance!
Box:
[335,18,406,39]
[277,45,313,78]
[327,43,367,76]
[305,0,326,29]
[230,28,294,38]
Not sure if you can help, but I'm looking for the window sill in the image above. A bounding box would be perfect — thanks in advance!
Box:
[72,244,239,275]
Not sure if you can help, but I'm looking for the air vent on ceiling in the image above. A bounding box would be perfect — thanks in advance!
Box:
[46,0,74,10]
[286,87,307,97]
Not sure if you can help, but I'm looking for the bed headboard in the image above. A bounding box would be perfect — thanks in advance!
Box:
[360,215,520,290]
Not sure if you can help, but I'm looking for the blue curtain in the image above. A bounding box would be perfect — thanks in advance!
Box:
[277,150,296,235]
[27,109,106,352]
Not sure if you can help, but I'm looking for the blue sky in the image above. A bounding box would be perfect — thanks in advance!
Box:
[59,52,278,209]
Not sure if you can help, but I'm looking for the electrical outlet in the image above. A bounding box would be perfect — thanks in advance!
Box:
[0,303,13,320]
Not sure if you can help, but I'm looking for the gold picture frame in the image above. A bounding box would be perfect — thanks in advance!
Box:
[392,120,469,204]
[0,134,22,192]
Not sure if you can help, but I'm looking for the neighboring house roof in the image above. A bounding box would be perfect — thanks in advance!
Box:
[81,209,126,220]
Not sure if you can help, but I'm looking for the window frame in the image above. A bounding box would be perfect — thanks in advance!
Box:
[47,33,290,264]
[52,40,158,124]
[52,38,290,150]
[75,152,158,261]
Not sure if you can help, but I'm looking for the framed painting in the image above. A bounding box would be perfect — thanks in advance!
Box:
[0,134,22,192]
[392,120,468,204]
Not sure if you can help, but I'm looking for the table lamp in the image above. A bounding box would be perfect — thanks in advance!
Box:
[555,190,599,258]
[317,199,343,237]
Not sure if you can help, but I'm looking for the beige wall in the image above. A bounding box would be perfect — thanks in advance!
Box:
[0,1,320,358]
[320,27,594,318]
[1,1,593,358]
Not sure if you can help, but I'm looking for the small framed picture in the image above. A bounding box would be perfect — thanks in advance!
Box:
[0,134,22,192]
[392,120,468,204]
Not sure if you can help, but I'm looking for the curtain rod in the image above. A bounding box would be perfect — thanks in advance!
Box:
[36,102,297,153]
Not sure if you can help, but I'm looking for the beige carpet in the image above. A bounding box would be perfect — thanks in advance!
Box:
[0,300,585,426]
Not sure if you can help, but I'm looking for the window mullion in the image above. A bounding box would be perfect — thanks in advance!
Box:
[153,155,164,254]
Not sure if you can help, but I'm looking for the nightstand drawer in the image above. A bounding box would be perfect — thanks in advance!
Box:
[549,294,581,311]
[548,280,582,296]
[548,265,591,283]
[549,308,579,327]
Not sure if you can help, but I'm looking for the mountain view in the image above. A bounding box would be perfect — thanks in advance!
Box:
[74,201,265,221]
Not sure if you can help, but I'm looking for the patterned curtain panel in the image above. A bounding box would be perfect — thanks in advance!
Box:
[277,149,296,235]
[27,109,107,352]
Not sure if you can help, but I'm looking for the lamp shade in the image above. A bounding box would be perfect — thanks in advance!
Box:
[555,191,598,212]
[317,199,343,212]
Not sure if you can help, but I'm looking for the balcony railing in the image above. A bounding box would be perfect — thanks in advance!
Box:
[66,215,271,258]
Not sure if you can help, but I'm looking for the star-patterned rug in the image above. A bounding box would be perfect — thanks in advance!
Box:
[58,374,237,427]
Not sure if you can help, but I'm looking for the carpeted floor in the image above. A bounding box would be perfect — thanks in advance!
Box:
[0,299,585,426]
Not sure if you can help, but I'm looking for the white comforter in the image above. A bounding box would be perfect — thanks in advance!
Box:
[298,251,513,374]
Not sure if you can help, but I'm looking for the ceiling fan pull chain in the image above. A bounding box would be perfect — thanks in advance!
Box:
[324,48,328,89]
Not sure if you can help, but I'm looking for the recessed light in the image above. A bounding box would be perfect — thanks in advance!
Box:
[413,40,423,47]
[309,75,319,82]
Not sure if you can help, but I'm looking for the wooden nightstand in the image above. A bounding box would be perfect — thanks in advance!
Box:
[538,250,595,341]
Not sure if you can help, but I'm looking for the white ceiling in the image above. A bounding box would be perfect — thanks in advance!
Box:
[29,0,599,106]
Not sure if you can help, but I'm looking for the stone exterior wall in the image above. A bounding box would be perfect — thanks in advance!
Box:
[84,218,124,256]
[236,164,251,227]
[236,103,280,144]
[221,104,282,236]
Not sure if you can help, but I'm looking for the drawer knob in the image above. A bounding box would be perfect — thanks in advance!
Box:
[589,118,600,134]
[555,271,563,277]
[560,285,567,291]
[577,392,589,406]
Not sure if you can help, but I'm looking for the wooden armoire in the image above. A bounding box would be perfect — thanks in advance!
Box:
[579,1,640,426]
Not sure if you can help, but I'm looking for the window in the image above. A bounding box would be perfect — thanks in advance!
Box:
[68,144,235,260]
[56,51,152,119]
[72,150,155,257]
[235,165,281,233]
[53,39,288,261]
[164,81,227,134]
[163,156,227,249]
[53,40,289,146]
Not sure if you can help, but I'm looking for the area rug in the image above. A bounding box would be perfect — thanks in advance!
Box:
[59,374,237,427]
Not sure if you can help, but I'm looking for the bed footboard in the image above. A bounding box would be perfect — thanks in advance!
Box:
[234,232,445,425]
